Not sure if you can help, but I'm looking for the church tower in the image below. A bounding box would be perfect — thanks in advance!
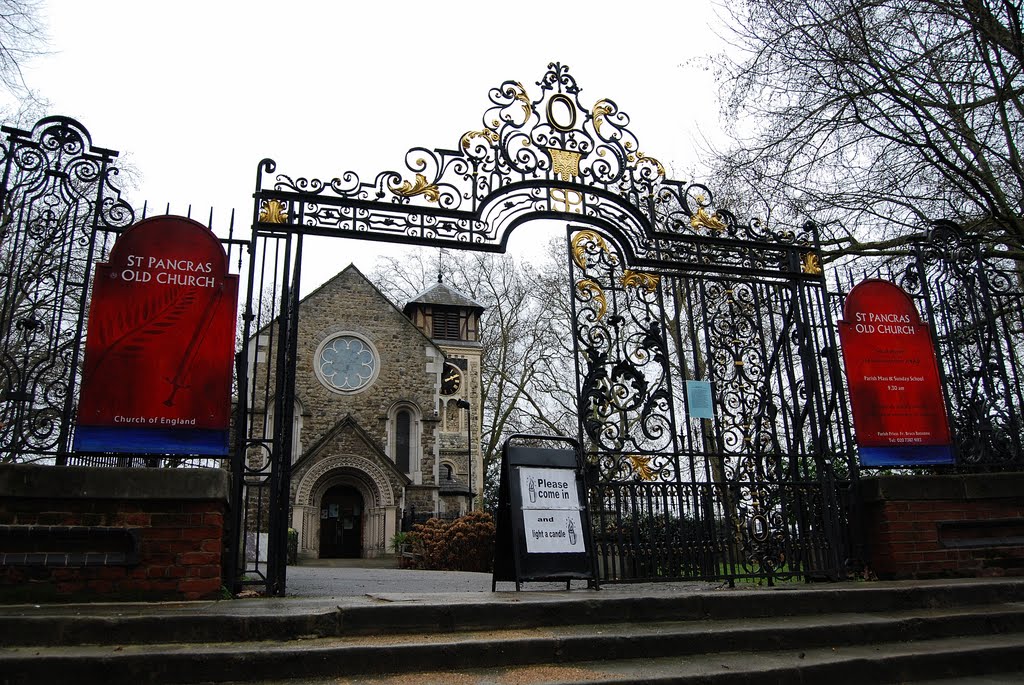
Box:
[403,276,485,514]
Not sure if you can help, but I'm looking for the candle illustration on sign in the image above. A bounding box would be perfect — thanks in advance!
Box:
[528,477,537,503]
[567,517,577,545]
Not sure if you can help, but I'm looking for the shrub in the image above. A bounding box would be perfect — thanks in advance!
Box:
[389,531,419,568]
[411,511,495,572]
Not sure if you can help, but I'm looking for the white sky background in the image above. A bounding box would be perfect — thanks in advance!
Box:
[6,0,729,296]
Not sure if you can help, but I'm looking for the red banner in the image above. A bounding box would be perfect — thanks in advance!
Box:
[74,216,238,455]
[838,279,952,466]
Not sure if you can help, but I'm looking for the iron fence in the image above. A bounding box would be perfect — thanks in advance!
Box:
[5,96,1023,597]
[830,223,1024,471]
[401,509,462,531]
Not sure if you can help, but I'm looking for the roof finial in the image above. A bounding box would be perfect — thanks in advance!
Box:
[438,271,443,283]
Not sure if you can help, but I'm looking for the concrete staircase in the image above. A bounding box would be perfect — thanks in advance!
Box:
[2,579,1024,684]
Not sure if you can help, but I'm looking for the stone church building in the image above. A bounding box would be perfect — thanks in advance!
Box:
[252,265,484,560]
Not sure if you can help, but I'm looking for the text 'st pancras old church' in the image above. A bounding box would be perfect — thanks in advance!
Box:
[248,265,484,559]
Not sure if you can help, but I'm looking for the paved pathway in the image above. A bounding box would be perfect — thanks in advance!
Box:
[284,558,721,598]
[285,558,493,597]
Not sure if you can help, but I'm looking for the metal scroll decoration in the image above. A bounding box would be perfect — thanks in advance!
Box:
[0,117,134,463]
[255,62,817,273]
[571,230,675,481]
[897,223,1024,466]
[571,222,846,583]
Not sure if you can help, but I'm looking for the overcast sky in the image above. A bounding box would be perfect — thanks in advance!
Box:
[5,0,728,293]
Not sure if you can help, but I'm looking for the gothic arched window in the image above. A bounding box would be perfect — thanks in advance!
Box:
[396,409,411,474]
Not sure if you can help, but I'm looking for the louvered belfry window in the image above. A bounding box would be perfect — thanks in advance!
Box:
[431,309,460,340]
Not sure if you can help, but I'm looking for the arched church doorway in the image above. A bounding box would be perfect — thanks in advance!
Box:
[319,485,363,558]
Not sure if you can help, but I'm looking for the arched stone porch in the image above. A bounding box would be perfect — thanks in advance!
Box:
[292,455,398,559]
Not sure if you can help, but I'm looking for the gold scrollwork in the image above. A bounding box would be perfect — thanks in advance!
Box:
[389,173,441,203]
[259,199,288,224]
[627,454,655,481]
[510,81,532,121]
[576,278,607,320]
[690,207,728,232]
[635,152,666,177]
[550,187,583,214]
[460,128,499,151]
[801,252,823,275]
[620,270,660,293]
[592,100,613,135]
[548,148,582,181]
[571,230,611,268]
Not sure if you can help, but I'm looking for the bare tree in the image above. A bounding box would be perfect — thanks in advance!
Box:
[0,0,46,99]
[371,243,578,508]
[708,0,1024,261]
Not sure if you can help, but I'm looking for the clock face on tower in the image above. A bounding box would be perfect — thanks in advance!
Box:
[440,362,462,396]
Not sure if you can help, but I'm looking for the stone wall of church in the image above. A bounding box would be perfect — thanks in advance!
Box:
[287,268,443,483]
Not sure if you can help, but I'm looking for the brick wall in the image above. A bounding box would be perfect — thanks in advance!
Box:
[0,464,229,602]
[859,474,1024,579]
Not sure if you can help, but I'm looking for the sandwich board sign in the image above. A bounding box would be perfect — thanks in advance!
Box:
[491,434,598,591]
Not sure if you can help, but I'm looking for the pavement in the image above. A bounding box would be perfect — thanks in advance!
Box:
[283,557,722,599]
[284,557,495,597]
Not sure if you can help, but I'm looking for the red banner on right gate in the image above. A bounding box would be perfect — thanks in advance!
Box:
[838,279,953,467]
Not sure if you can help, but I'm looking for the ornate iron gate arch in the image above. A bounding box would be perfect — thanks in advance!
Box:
[240,62,856,593]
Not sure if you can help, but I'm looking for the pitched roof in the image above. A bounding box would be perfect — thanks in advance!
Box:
[294,413,412,486]
[247,263,445,357]
[403,276,485,316]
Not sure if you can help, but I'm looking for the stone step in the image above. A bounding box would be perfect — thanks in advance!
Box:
[5,578,1024,647]
[228,635,1024,685]
[3,603,1024,684]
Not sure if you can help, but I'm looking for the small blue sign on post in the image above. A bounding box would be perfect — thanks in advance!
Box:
[686,380,714,419]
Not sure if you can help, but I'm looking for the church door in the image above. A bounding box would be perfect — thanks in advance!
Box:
[319,485,363,558]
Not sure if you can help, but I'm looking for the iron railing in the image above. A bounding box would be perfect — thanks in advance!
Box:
[830,223,1024,472]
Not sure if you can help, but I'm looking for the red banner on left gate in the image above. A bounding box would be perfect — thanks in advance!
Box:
[73,216,238,455]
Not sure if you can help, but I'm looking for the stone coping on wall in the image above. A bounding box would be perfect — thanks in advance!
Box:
[0,463,230,502]
[859,472,1024,503]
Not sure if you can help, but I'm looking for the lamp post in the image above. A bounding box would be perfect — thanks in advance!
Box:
[456,399,473,510]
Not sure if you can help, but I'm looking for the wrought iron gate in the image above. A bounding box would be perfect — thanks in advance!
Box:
[0,116,135,464]
[242,62,857,590]
[2,72,1014,596]
[228,177,303,594]
[568,220,855,584]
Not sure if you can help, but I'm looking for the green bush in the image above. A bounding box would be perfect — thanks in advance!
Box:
[411,511,495,572]
[389,531,419,568]
[389,530,415,553]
